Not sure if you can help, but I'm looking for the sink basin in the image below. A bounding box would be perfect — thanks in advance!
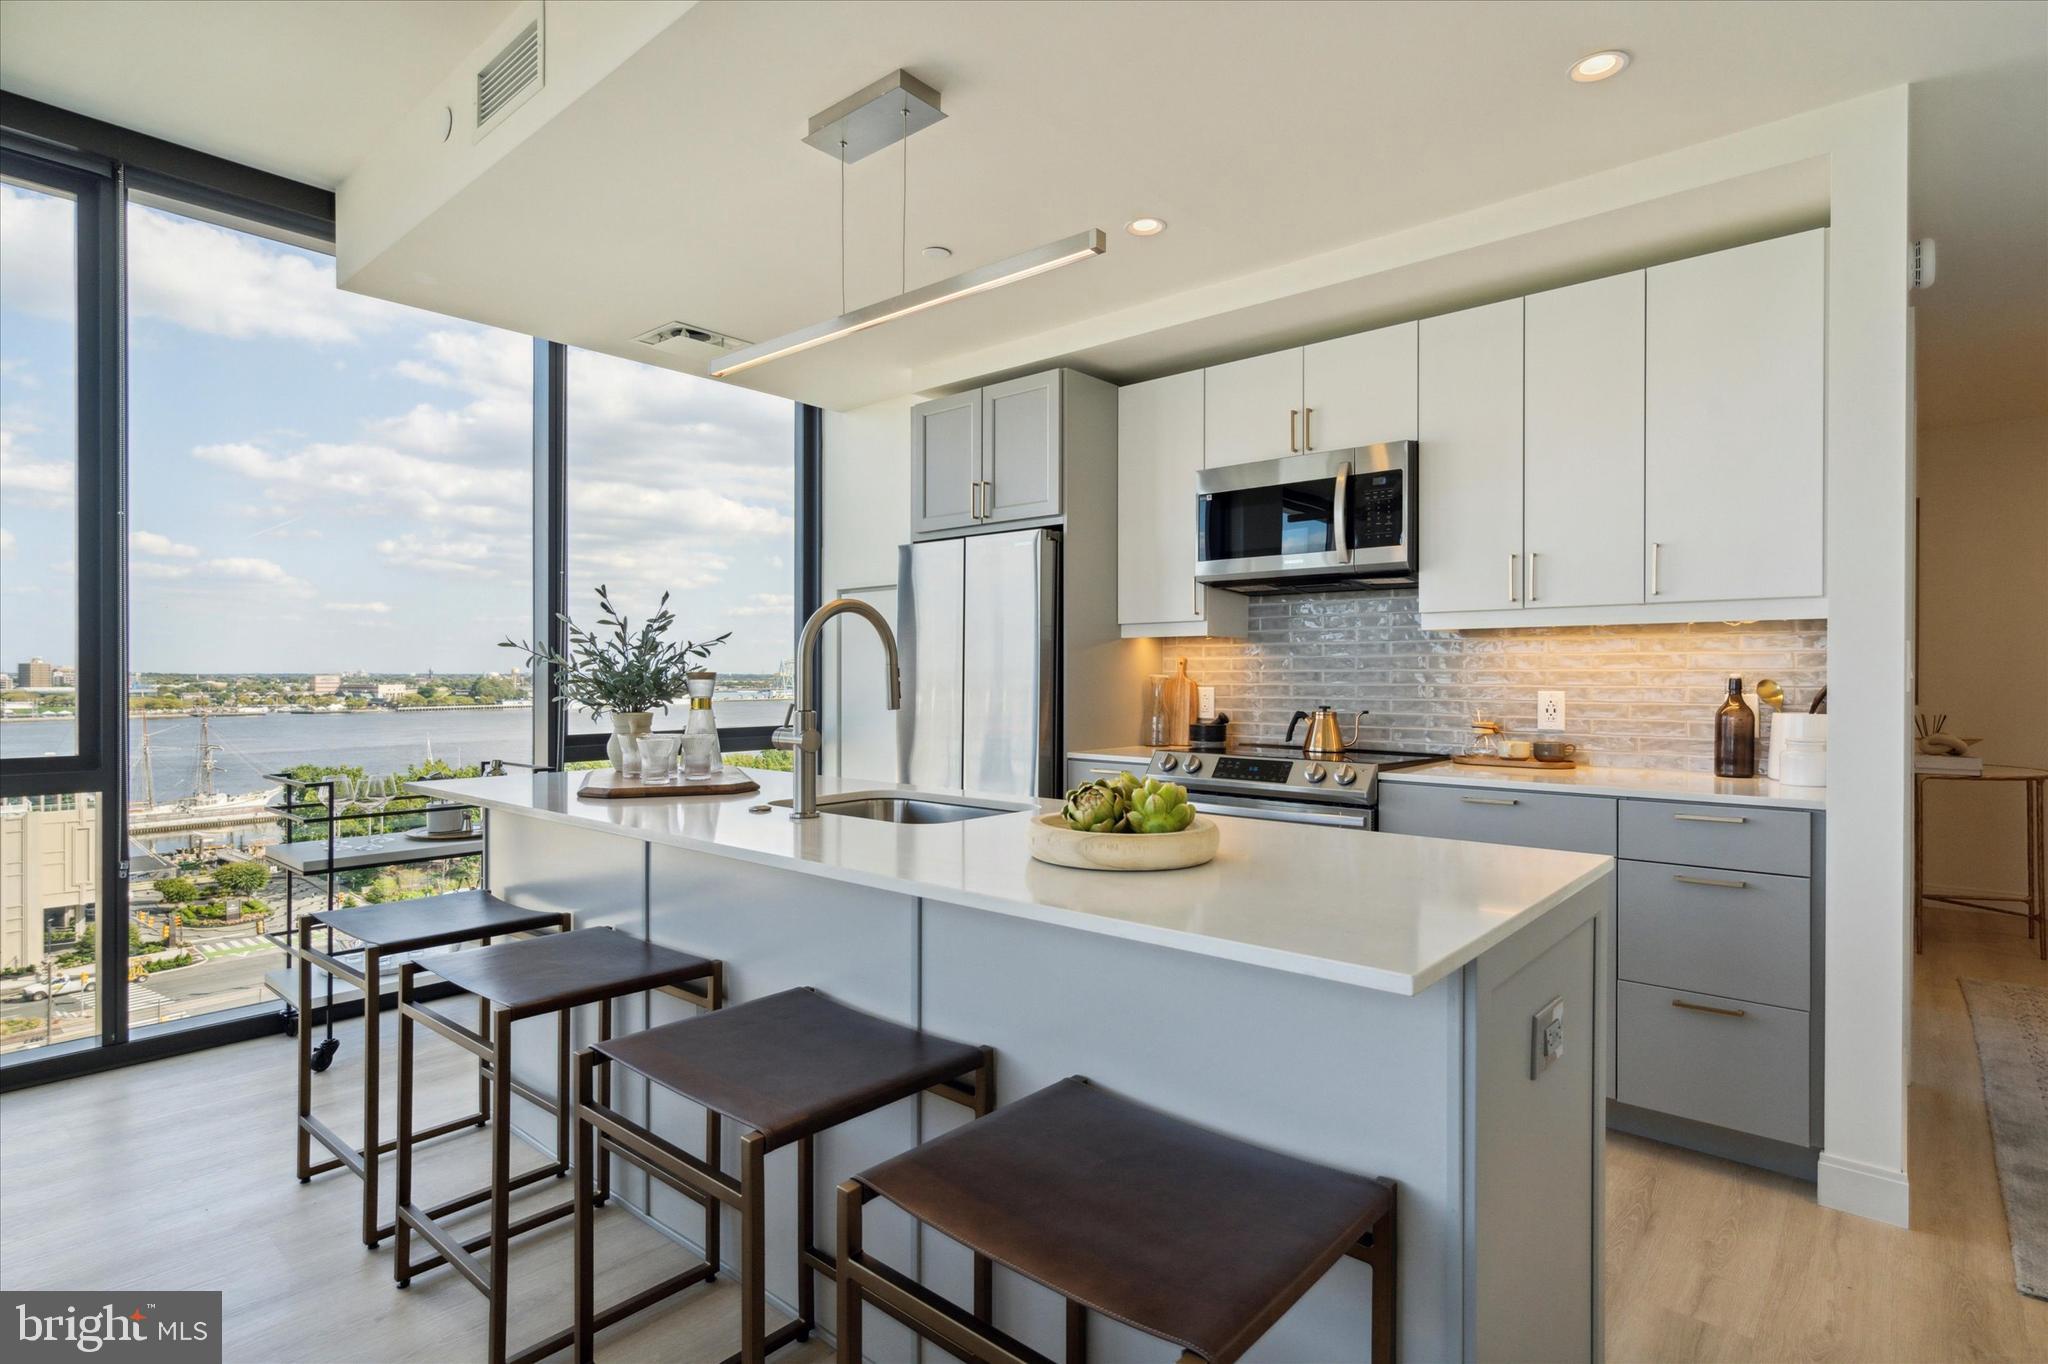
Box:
[771,796,1012,825]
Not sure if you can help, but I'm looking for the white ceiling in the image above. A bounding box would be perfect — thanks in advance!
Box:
[0,0,516,186]
[2,1,2042,424]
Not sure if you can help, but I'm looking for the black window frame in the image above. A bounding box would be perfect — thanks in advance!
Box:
[0,97,824,1089]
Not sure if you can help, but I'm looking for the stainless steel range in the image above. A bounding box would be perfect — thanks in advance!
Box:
[1141,744,1436,829]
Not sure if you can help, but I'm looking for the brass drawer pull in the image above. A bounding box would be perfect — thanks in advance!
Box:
[1461,795,1519,807]
[1671,997,1747,1019]
[1673,874,1748,890]
[1673,812,1747,824]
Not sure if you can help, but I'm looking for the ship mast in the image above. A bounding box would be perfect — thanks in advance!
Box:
[138,715,156,807]
[195,710,220,798]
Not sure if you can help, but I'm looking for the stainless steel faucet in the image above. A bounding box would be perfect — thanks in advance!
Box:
[778,597,902,819]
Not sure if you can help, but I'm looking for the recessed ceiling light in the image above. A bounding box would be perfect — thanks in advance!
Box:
[922,245,953,260]
[1125,216,1167,237]
[1569,50,1629,83]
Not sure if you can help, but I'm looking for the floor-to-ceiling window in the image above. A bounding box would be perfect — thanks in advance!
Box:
[563,346,798,758]
[120,191,532,1030]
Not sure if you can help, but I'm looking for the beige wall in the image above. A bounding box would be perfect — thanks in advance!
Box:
[1917,415,2048,895]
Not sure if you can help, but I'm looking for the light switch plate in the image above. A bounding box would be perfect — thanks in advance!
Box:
[1537,690,1566,732]
[1532,996,1565,1078]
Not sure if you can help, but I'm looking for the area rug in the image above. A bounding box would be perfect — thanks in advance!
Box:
[1962,977,2048,1300]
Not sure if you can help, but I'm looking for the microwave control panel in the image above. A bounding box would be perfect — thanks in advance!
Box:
[1351,471,1404,547]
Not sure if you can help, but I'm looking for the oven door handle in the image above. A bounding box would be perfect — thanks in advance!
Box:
[1190,793,1371,828]
[1331,459,1352,564]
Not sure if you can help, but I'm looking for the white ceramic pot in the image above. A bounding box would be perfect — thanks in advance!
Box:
[607,711,654,774]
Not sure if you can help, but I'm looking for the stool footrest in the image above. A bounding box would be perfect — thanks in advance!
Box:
[712,1316,811,1364]
[510,1261,717,1364]
[844,1251,1054,1364]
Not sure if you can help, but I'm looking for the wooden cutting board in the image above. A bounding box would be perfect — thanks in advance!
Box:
[577,768,761,799]
[1451,754,1578,771]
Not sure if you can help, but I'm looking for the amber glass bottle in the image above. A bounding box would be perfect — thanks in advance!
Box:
[1714,676,1757,778]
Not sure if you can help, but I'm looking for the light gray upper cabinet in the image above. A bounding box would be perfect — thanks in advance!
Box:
[1301,321,1418,451]
[1645,229,1825,604]
[1524,271,1646,609]
[981,371,1063,523]
[911,391,982,535]
[1116,371,1246,638]
[911,370,1063,535]
[1203,349,1304,468]
[1418,298,1524,615]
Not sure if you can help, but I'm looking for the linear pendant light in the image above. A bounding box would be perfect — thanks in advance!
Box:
[711,228,1106,379]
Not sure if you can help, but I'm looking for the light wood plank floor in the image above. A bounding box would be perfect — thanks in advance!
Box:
[3,903,2043,1363]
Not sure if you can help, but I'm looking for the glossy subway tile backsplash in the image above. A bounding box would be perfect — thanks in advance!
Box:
[1161,590,1826,772]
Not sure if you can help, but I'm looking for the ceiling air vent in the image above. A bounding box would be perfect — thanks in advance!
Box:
[634,322,750,365]
[475,18,543,139]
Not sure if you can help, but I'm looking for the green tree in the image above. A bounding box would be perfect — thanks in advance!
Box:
[212,861,269,895]
[470,674,518,704]
[155,876,198,904]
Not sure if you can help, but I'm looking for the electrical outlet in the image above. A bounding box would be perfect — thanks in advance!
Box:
[1536,690,1566,732]
[1532,996,1566,1078]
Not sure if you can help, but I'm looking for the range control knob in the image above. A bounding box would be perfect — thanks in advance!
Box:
[1334,765,1358,787]
[1303,762,1327,784]
[1158,753,1179,772]
[1182,755,1204,774]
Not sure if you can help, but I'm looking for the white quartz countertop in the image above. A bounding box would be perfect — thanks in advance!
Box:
[1380,760,1826,810]
[415,770,1612,996]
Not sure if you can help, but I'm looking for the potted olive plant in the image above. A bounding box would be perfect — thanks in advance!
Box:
[502,586,728,775]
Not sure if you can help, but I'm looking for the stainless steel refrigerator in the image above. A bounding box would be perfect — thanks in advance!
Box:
[897,528,1060,797]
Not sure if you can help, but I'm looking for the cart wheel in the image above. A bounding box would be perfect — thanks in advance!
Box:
[310,1036,340,1072]
[281,1009,299,1039]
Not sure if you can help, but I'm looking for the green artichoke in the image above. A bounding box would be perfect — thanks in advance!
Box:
[1061,780,1129,833]
[1125,778,1195,834]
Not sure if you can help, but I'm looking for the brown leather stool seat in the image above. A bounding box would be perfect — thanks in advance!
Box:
[391,927,722,1364]
[571,987,994,1364]
[292,890,570,1248]
[838,1076,1398,1364]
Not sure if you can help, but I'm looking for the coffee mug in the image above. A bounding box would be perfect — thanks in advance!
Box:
[426,806,468,835]
[1533,741,1577,761]
[1499,738,1534,760]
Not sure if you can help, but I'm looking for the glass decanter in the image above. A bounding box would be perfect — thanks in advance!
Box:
[680,673,722,779]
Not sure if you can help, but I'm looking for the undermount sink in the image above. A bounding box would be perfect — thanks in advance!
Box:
[770,795,1013,825]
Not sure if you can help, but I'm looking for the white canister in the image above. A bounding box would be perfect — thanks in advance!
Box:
[1774,713,1828,786]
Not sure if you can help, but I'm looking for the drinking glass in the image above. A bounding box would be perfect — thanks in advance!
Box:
[638,735,682,781]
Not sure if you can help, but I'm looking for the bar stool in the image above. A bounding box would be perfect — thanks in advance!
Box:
[570,986,993,1364]
[393,927,722,1364]
[836,1076,1398,1364]
[293,891,571,1247]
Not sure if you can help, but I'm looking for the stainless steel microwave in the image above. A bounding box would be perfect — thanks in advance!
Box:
[1195,442,1418,593]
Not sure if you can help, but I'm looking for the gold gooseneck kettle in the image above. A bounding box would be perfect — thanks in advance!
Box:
[1285,705,1369,759]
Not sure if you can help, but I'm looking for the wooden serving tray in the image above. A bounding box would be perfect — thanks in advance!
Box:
[1452,754,1578,771]
[577,768,761,799]
[1027,814,1219,871]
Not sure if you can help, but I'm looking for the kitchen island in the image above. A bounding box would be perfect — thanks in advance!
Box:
[415,769,1614,1363]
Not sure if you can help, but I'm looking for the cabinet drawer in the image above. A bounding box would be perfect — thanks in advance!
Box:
[1065,757,1146,792]
[1618,860,1810,1010]
[1619,799,1809,875]
[1378,783,1614,854]
[1616,980,1809,1146]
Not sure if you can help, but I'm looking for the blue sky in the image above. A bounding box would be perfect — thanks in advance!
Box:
[1,186,796,678]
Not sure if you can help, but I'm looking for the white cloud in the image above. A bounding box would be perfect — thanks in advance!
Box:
[374,532,503,577]
[204,556,314,596]
[0,528,14,558]
[0,426,73,505]
[195,438,525,528]
[130,560,193,580]
[730,593,794,619]
[131,530,200,558]
[329,601,393,615]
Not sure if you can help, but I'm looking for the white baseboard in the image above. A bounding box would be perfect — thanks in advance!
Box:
[1817,1151,1910,1226]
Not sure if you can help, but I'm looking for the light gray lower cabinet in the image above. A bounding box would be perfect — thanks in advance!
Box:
[1064,754,1147,792]
[1377,780,1821,1159]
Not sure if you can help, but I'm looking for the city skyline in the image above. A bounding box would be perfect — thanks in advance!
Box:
[0,188,799,678]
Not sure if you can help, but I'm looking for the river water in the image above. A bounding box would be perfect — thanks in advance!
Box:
[3,701,788,802]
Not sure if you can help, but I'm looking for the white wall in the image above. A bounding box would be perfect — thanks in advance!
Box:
[819,397,916,781]
[815,92,1918,1222]
[1916,415,2048,894]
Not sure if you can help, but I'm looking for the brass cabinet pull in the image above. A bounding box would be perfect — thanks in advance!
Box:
[1303,406,1314,451]
[1528,551,1539,602]
[1671,997,1748,1019]
[1289,408,1300,453]
[1674,874,1748,890]
[1674,812,1747,824]
[1460,795,1519,806]
[1650,541,1662,595]
[1508,552,1519,603]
